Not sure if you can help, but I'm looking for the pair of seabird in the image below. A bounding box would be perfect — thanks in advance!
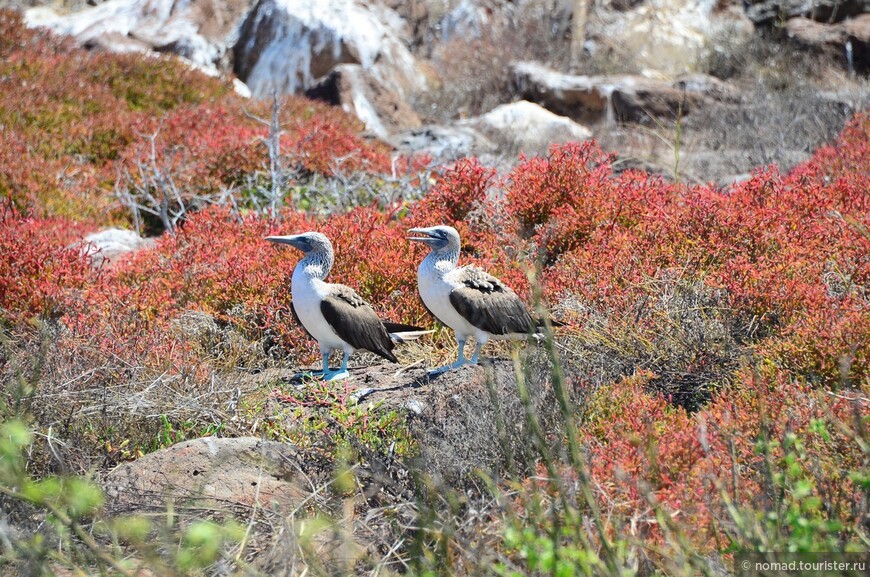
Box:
[267,226,546,379]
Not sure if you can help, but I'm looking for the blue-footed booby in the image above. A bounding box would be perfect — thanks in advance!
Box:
[267,232,430,381]
[409,225,545,374]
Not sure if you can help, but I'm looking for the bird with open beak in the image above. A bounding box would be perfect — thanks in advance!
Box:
[408,225,546,374]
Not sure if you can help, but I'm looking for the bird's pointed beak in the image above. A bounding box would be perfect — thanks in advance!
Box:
[266,235,305,250]
[407,227,438,244]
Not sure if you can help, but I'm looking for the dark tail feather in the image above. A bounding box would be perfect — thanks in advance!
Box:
[375,347,399,364]
[535,317,566,329]
[383,321,428,333]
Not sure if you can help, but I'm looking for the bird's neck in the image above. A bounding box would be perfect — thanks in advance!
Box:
[421,248,459,278]
[294,251,333,283]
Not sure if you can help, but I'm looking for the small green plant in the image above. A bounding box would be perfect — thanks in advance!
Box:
[0,419,246,575]
[497,522,621,577]
[153,415,225,451]
[272,379,418,457]
[722,418,867,555]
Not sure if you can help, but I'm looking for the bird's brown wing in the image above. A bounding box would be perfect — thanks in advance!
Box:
[449,268,535,336]
[320,285,398,363]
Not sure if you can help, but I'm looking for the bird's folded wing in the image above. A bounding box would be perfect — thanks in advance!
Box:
[320,287,397,362]
[449,271,535,335]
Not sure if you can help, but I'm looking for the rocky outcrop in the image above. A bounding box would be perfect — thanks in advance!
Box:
[595,0,753,76]
[744,0,868,26]
[458,100,592,155]
[26,0,426,103]
[390,101,592,159]
[101,353,562,518]
[103,437,312,513]
[232,0,425,99]
[362,355,560,482]
[786,14,870,73]
[389,125,496,161]
[512,62,740,125]
[304,64,422,139]
[26,0,252,72]
[95,356,562,574]
[234,353,561,484]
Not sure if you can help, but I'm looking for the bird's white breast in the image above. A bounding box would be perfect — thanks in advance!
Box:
[417,260,482,341]
[291,266,346,350]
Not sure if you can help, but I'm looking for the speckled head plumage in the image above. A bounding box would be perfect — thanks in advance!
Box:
[266,231,333,256]
[407,225,461,255]
[266,231,335,278]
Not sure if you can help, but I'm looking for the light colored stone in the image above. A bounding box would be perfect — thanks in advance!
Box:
[596,0,753,76]
[460,100,592,155]
[512,61,740,125]
[79,228,153,267]
[233,77,252,98]
[104,437,309,512]
[232,0,425,99]
[26,0,253,73]
[304,64,422,139]
[389,125,495,161]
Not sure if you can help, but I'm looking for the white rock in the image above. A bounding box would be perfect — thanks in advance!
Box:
[25,0,249,74]
[597,0,753,76]
[233,0,425,99]
[405,399,425,415]
[305,64,422,139]
[233,78,252,98]
[460,100,592,155]
[79,228,153,267]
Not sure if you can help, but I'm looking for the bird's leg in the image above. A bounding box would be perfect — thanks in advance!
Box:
[429,338,468,375]
[469,341,484,364]
[295,350,330,380]
[325,350,350,381]
[450,338,469,368]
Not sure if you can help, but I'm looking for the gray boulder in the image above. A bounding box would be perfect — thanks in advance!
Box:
[232,0,425,98]
[79,228,154,268]
[261,353,561,484]
[26,0,252,73]
[745,0,868,26]
[459,100,593,155]
[305,63,422,139]
[103,437,310,513]
[594,0,753,76]
[512,61,741,125]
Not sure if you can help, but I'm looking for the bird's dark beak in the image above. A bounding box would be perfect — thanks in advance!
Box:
[407,228,440,245]
[266,235,306,250]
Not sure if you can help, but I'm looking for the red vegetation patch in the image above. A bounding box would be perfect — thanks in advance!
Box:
[414,157,496,223]
[0,9,395,223]
[0,208,95,321]
[530,118,869,384]
[533,366,866,553]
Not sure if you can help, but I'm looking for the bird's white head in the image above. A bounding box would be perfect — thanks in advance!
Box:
[407,225,461,255]
[266,231,335,279]
[266,232,333,255]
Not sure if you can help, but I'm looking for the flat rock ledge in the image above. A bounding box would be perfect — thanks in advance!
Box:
[103,437,312,515]
[103,353,562,517]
